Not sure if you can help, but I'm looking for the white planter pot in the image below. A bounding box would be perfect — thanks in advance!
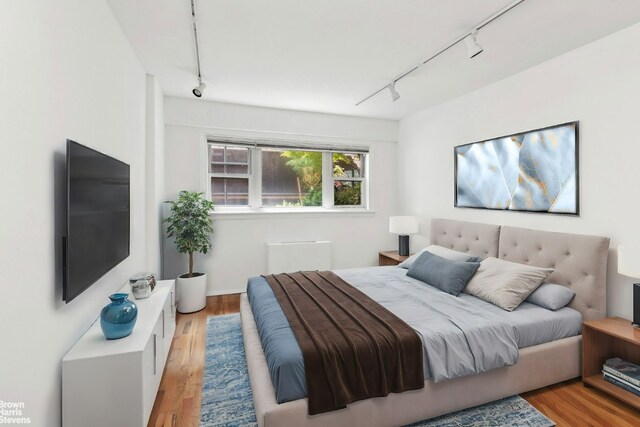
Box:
[176,273,207,313]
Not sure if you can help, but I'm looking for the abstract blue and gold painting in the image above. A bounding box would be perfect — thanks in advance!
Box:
[455,122,578,214]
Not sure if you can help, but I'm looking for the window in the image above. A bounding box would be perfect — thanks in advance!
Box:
[261,148,322,207]
[333,153,364,206]
[209,145,250,206]
[206,141,368,210]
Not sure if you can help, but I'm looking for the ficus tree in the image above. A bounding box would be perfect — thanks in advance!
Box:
[164,191,214,277]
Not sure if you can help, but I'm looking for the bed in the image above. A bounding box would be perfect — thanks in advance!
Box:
[240,219,610,427]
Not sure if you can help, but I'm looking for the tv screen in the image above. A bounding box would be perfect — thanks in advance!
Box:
[64,140,130,302]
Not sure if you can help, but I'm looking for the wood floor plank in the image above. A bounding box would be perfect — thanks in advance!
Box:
[522,379,640,426]
[149,294,640,426]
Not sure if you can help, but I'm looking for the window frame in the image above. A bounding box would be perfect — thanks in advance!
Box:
[204,139,370,212]
[208,145,252,207]
[331,152,367,208]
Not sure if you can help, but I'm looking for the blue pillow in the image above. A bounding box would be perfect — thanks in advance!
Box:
[406,251,480,296]
[525,283,576,310]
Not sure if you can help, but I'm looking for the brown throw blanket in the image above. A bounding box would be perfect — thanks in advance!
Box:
[263,271,424,415]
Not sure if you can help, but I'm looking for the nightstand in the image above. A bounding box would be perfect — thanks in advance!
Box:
[582,317,640,410]
[378,250,410,266]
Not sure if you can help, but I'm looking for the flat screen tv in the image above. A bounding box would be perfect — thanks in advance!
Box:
[64,140,130,302]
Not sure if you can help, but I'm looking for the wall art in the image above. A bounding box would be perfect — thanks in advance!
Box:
[454,121,578,215]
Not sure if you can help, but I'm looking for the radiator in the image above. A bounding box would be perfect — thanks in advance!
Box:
[266,241,332,274]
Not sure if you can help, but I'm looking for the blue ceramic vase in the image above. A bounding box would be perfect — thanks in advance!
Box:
[100,293,138,340]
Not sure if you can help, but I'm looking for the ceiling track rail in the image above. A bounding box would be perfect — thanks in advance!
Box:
[191,0,202,80]
[355,0,526,106]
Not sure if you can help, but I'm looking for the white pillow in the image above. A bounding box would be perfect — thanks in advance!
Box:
[464,257,553,311]
[399,245,472,269]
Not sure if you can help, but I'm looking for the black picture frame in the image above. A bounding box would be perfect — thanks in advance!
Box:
[454,121,579,216]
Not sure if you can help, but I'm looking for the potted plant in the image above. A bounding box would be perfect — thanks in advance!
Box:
[164,191,214,313]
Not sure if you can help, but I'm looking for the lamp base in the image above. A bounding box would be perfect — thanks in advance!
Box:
[634,283,640,327]
[398,235,410,257]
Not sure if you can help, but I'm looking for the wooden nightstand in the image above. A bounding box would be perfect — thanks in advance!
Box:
[582,317,640,410]
[378,250,410,266]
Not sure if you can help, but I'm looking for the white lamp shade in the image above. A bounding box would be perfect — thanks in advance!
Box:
[618,245,640,278]
[389,216,419,235]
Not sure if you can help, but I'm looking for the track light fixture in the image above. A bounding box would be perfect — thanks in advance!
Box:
[355,0,525,106]
[464,30,483,59]
[388,82,400,101]
[193,77,206,98]
[190,0,206,98]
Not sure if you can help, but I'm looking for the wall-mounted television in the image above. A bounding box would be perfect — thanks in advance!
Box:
[63,140,130,302]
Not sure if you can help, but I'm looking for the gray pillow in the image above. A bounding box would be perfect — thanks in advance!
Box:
[407,251,480,296]
[399,245,479,269]
[525,283,576,310]
[465,257,553,311]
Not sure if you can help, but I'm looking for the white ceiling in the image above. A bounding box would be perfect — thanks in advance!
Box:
[107,0,640,120]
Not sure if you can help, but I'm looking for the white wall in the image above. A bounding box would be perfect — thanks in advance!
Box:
[0,1,150,424]
[146,75,165,275]
[398,22,640,320]
[164,98,399,294]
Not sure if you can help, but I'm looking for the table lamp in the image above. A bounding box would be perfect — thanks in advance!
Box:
[389,216,419,256]
[618,245,640,327]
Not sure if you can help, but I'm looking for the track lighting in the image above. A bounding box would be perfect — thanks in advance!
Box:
[388,82,400,102]
[192,77,206,98]
[190,0,207,98]
[464,30,483,59]
[355,0,524,106]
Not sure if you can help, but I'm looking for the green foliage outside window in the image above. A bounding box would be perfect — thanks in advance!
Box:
[279,151,360,206]
[334,183,362,206]
[279,151,322,206]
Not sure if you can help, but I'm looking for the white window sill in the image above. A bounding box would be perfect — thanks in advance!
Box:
[210,208,376,220]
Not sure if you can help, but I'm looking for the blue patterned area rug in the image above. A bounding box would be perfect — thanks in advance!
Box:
[406,396,554,427]
[201,314,257,427]
[200,314,554,427]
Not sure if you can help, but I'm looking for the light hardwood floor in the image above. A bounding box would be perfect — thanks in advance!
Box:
[149,294,640,426]
[148,294,240,427]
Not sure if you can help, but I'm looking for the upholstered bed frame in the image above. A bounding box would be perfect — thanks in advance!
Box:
[240,219,610,427]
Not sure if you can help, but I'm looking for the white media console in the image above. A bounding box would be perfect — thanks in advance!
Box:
[62,280,176,427]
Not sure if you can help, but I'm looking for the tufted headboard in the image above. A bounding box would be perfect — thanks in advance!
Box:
[498,226,609,321]
[430,218,501,259]
[430,219,610,321]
